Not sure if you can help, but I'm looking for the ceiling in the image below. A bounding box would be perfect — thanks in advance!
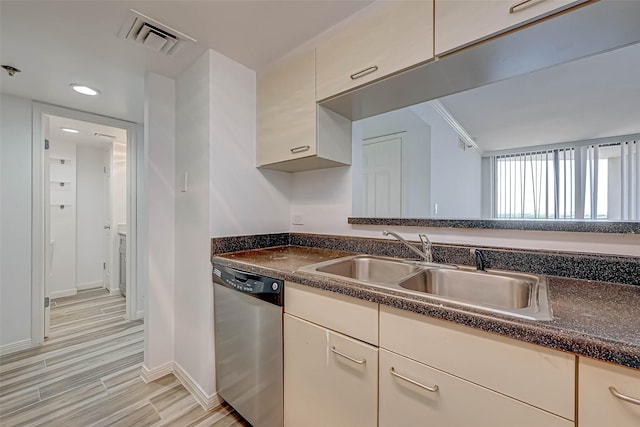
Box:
[439,41,640,153]
[0,0,372,123]
[48,115,127,148]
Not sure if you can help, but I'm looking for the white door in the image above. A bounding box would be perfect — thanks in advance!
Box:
[103,148,111,289]
[44,138,51,337]
[362,134,403,217]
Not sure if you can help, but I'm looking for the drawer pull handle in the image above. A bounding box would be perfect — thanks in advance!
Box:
[290,145,310,154]
[509,0,546,13]
[609,386,640,406]
[390,367,439,392]
[331,346,366,364]
[350,66,379,80]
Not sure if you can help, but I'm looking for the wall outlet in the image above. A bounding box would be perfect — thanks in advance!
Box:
[292,213,304,225]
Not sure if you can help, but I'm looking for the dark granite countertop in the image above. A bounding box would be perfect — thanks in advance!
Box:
[212,246,640,371]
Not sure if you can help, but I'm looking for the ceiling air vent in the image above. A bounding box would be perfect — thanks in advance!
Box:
[93,132,117,139]
[117,9,196,56]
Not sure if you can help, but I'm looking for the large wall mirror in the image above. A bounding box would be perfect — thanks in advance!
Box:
[347,4,640,224]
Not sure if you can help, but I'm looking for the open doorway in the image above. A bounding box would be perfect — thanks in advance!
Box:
[43,115,128,336]
[32,103,141,346]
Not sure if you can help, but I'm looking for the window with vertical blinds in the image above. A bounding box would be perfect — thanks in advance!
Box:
[493,140,639,220]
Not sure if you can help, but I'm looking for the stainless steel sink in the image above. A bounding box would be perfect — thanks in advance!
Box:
[299,255,553,321]
[299,255,420,285]
[399,268,532,310]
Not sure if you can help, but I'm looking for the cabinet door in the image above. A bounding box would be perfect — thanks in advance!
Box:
[257,49,317,166]
[316,0,434,101]
[435,0,589,55]
[579,357,640,427]
[285,281,379,345]
[379,349,573,427]
[284,314,378,427]
[380,305,575,420]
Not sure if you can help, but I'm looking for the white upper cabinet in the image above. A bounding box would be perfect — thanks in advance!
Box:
[315,0,434,101]
[257,50,351,172]
[435,0,590,56]
[579,357,640,427]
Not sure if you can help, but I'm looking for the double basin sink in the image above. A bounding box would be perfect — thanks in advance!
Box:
[298,255,552,321]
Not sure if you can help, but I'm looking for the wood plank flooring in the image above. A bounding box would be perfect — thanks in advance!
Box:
[0,288,249,426]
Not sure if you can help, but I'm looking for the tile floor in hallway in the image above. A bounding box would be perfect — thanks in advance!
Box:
[0,288,249,426]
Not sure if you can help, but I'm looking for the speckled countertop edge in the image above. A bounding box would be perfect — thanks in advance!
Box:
[212,248,640,371]
[348,217,640,233]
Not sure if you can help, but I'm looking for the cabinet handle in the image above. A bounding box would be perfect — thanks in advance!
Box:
[290,145,310,154]
[609,386,640,406]
[390,367,439,392]
[331,346,366,365]
[509,0,546,13]
[350,66,379,80]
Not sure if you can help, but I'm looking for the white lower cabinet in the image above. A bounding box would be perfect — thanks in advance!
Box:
[379,305,575,420]
[283,314,378,427]
[379,349,572,427]
[579,357,640,427]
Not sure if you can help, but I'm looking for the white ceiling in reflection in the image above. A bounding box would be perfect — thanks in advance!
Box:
[440,42,640,153]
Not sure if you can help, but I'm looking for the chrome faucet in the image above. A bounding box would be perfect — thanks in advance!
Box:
[382,230,433,263]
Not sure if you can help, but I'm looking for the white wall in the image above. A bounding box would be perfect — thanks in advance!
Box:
[48,140,77,298]
[143,72,176,371]
[209,49,291,237]
[291,166,353,235]
[76,145,105,289]
[174,50,215,396]
[0,94,32,350]
[411,102,482,219]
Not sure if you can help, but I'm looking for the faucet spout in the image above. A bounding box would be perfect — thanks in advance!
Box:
[418,234,433,263]
[471,248,487,271]
[383,230,432,262]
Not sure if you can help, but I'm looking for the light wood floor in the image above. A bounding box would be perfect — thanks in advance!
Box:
[0,288,249,426]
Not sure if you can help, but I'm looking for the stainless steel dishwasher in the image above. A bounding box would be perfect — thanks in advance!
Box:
[213,264,283,427]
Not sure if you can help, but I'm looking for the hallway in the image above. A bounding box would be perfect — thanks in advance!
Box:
[0,289,247,426]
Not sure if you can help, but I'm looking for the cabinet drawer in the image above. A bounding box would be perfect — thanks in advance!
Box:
[435,0,589,56]
[380,349,572,427]
[579,357,640,427]
[380,305,575,419]
[316,0,434,101]
[284,314,378,427]
[285,281,378,345]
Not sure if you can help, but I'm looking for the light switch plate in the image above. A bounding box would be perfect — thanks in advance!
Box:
[292,213,304,225]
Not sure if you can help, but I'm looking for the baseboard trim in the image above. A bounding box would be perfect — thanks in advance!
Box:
[0,339,34,356]
[51,289,77,299]
[140,362,220,411]
[76,281,104,291]
[173,362,221,411]
[109,288,122,296]
[140,362,173,383]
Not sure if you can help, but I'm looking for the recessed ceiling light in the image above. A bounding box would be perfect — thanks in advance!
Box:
[61,128,79,133]
[70,84,101,96]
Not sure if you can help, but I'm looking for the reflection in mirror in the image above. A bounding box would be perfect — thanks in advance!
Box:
[352,42,640,221]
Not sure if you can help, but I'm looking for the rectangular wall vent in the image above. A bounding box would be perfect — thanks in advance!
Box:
[117,9,196,56]
[93,132,117,139]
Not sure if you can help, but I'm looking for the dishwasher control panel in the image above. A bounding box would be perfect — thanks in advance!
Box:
[213,264,284,306]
